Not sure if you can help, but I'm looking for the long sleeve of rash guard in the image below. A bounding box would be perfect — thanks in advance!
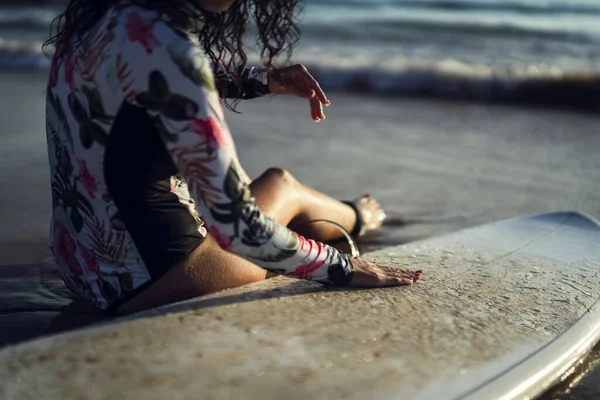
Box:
[119,13,355,285]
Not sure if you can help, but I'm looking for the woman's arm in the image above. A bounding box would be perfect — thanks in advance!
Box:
[121,18,354,285]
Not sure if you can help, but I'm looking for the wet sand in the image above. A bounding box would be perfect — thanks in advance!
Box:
[0,70,599,398]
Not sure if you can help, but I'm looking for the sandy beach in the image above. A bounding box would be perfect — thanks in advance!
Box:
[0,70,599,398]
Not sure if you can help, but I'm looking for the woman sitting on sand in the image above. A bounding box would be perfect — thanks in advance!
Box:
[44,0,422,313]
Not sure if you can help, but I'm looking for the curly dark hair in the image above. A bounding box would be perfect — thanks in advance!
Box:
[43,0,304,109]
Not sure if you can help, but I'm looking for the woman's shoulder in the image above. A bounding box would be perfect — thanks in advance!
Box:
[98,4,215,90]
[97,5,206,65]
[110,4,197,44]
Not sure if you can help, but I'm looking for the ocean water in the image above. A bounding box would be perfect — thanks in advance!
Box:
[1,0,599,108]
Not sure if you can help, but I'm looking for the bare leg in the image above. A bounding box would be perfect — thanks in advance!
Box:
[249,167,357,243]
[116,235,267,314]
[117,168,384,314]
[249,167,385,243]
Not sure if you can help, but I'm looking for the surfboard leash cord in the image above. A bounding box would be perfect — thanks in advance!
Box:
[305,219,361,258]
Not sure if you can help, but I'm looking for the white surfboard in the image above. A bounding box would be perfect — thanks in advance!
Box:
[1,211,600,400]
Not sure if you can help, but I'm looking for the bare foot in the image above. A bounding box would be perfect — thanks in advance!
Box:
[352,194,386,236]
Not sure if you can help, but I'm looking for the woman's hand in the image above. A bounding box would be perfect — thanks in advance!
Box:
[268,64,330,123]
[348,257,423,287]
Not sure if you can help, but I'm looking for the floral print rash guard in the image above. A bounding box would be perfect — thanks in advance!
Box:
[45,5,354,311]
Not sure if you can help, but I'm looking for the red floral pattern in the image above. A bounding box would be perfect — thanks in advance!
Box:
[289,239,327,278]
[125,12,161,54]
[77,159,97,198]
[189,117,230,149]
[209,226,232,251]
[64,49,75,92]
[289,259,326,279]
[54,221,82,276]
[78,242,103,277]
[296,233,312,253]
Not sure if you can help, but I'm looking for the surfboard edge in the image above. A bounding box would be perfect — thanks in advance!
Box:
[461,286,600,400]
[2,210,600,400]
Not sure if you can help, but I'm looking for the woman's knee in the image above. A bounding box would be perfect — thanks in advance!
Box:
[250,167,301,223]
[259,167,296,188]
